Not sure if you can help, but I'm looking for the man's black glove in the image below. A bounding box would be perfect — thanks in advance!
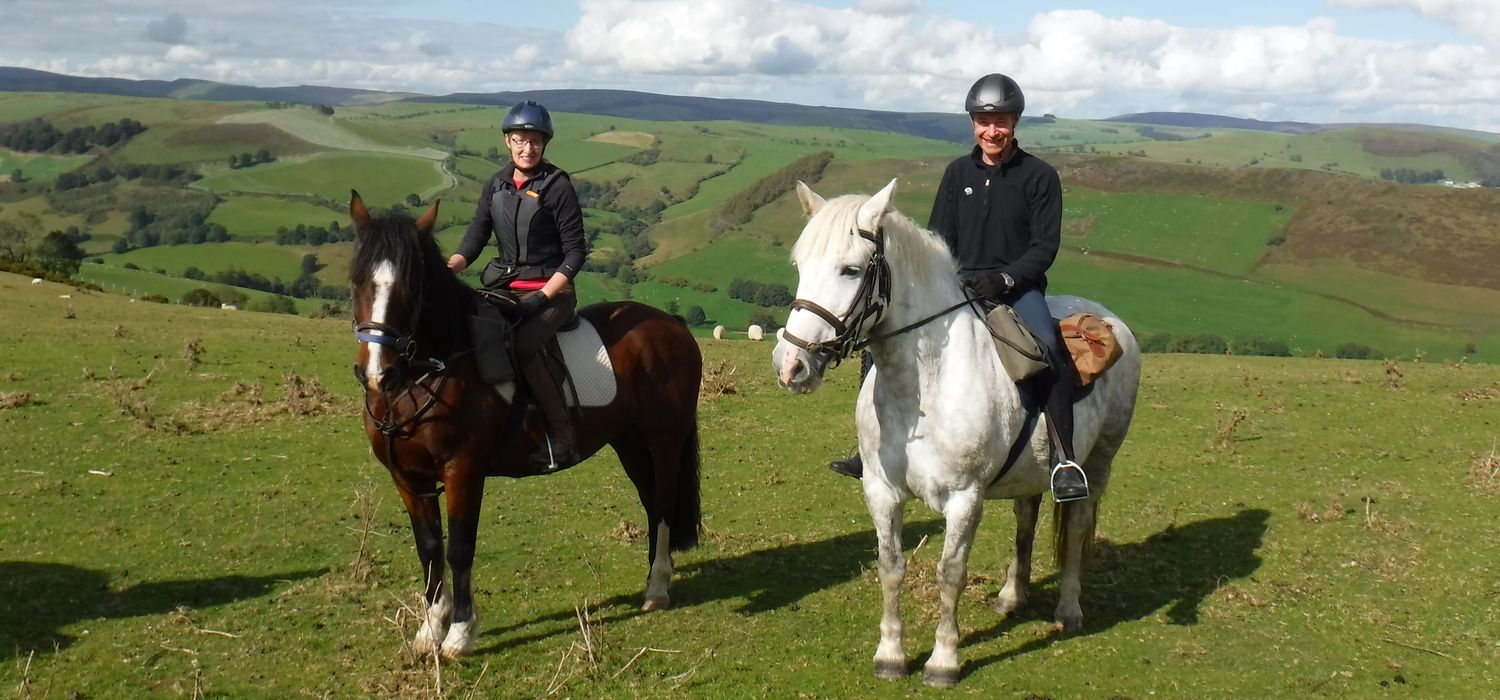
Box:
[516,292,548,318]
[963,270,1014,300]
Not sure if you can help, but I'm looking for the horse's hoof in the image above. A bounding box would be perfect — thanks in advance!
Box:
[992,595,1024,616]
[640,595,671,612]
[1054,614,1083,633]
[439,646,467,662]
[873,660,908,680]
[410,637,438,657]
[923,666,960,689]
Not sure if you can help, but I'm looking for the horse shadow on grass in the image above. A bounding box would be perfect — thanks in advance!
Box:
[473,520,947,655]
[954,508,1271,679]
[0,561,324,656]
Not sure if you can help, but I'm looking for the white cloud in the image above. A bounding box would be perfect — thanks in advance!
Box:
[164,45,209,64]
[1326,0,1500,44]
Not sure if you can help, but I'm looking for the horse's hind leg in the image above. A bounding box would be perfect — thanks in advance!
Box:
[994,493,1042,616]
[865,486,909,680]
[440,470,486,659]
[1053,499,1098,631]
[617,432,677,611]
[923,490,984,689]
[397,487,449,657]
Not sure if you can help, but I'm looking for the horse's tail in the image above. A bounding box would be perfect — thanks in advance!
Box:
[669,422,702,551]
[1052,500,1098,566]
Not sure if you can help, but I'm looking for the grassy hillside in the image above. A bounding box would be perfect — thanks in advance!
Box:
[1,90,1498,358]
[1,272,1497,697]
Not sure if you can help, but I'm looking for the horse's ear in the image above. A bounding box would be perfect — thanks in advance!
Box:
[795,180,825,218]
[349,190,372,232]
[415,200,440,236]
[856,178,897,233]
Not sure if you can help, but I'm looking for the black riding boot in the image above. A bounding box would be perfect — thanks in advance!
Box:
[523,356,580,470]
[1047,351,1088,502]
[828,351,874,479]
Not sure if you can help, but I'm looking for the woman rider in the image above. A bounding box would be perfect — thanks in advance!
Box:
[447,101,588,470]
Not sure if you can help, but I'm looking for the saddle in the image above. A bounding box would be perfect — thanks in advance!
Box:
[468,293,617,407]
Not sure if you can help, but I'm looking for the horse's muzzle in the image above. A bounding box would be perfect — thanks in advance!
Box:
[772,340,827,394]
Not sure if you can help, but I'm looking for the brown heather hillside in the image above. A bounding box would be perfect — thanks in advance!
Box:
[1052,154,1500,290]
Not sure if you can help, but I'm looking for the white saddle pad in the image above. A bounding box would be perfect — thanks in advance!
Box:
[556,318,617,407]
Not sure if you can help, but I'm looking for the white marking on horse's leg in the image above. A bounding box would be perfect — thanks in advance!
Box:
[440,610,479,660]
[1054,500,1096,631]
[865,487,908,680]
[641,521,674,611]
[924,491,983,688]
[411,585,452,657]
[364,260,396,391]
[995,494,1042,615]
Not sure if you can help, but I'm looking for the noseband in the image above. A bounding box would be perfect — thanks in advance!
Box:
[351,270,449,454]
[781,225,892,367]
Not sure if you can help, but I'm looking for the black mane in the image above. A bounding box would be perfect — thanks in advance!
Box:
[350,211,476,353]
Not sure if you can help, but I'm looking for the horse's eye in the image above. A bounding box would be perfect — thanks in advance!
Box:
[840,265,862,277]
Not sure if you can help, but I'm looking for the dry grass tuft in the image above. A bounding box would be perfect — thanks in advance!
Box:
[179,373,344,432]
[607,520,646,543]
[1210,402,1249,454]
[62,304,74,320]
[1454,385,1498,402]
[1467,446,1500,494]
[98,361,188,433]
[113,324,127,338]
[183,338,204,371]
[1295,493,1347,524]
[0,391,33,410]
[348,482,382,584]
[280,371,337,415]
[700,359,738,401]
[1384,361,1404,389]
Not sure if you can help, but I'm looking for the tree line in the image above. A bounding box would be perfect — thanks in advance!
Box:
[1379,167,1446,184]
[0,118,145,153]
[54,162,198,191]
[727,278,793,308]
[711,151,833,236]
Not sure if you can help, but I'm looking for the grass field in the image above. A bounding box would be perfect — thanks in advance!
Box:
[0,149,95,184]
[205,195,346,241]
[75,264,325,314]
[1,272,1497,698]
[194,152,447,205]
[99,242,314,282]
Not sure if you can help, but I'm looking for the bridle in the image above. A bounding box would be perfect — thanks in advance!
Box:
[351,269,452,467]
[781,222,979,368]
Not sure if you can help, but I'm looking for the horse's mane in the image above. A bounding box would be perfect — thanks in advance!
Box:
[791,194,960,293]
[350,212,476,345]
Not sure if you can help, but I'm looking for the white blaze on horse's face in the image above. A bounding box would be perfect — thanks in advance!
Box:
[363,260,397,391]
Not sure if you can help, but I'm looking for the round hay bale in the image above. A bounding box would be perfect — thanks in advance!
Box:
[713,325,725,340]
[747,324,764,341]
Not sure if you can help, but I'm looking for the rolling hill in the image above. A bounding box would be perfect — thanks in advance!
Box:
[2,79,1498,361]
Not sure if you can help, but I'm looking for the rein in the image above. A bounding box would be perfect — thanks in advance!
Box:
[782,223,981,365]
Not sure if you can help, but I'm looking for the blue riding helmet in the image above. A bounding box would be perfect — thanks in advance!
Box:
[502,101,554,140]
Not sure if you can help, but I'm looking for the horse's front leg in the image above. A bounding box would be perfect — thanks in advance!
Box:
[924,490,983,689]
[864,485,909,680]
[994,493,1042,615]
[440,469,485,659]
[398,485,449,657]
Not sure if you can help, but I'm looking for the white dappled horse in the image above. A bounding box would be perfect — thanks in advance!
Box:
[771,179,1141,688]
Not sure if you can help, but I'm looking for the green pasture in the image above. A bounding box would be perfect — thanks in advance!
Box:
[2,272,1497,698]
[1063,186,1293,276]
[1050,250,1482,361]
[206,195,345,241]
[76,264,322,314]
[1256,259,1500,336]
[117,121,323,165]
[100,242,311,282]
[194,152,446,205]
[0,149,94,184]
[0,92,140,122]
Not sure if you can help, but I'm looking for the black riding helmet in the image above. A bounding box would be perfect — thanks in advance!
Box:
[965,73,1025,115]
[502,100,554,141]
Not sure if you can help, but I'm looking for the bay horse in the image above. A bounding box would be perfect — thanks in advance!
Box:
[347,192,702,659]
[771,180,1140,687]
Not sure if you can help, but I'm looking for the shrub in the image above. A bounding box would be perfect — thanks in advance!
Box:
[1334,342,1381,360]
[140,294,169,304]
[1139,333,1172,353]
[1233,336,1291,357]
[1166,333,1228,355]
[181,288,222,307]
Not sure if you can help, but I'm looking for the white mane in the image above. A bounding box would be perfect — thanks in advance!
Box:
[790,193,961,300]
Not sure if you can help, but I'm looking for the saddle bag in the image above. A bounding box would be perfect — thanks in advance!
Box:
[985,304,1049,382]
[1060,313,1123,387]
[469,298,516,384]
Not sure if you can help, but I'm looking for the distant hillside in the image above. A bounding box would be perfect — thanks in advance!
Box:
[410,88,973,143]
[0,67,414,107]
[1107,111,1327,134]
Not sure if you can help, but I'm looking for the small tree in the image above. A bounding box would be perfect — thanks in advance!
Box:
[181,288,223,307]
[746,309,778,331]
[9,168,21,183]
[405,193,422,207]
[684,305,707,326]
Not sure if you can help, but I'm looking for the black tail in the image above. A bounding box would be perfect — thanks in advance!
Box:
[669,424,702,551]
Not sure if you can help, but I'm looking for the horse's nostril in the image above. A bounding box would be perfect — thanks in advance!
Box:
[353,364,367,385]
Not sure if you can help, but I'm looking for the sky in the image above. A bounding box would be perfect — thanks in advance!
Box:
[4,0,1499,133]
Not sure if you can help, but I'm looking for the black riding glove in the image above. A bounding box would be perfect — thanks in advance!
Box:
[963,270,1014,300]
[517,292,548,318]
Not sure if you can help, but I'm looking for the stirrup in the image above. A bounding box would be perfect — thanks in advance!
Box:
[531,434,580,472]
[1050,460,1089,502]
